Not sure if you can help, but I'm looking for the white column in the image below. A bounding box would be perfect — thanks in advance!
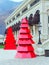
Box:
[33,25,36,36]
[17,31,19,42]
[28,4,30,10]
[20,11,22,15]
[15,16,16,19]
[40,0,48,39]
[14,31,17,40]
[11,19,13,22]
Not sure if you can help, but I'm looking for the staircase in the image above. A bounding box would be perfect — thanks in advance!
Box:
[33,39,49,56]
[42,39,49,50]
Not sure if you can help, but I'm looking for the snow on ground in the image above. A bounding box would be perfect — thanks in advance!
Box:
[0,49,49,65]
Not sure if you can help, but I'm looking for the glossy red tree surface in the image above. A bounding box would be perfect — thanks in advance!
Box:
[4,27,16,50]
[15,18,36,58]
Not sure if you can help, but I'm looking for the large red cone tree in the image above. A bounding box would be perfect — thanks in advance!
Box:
[15,18,36,58]
[4,27,16,50]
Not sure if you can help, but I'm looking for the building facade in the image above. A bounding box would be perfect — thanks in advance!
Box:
[0,35,4,44]
[4,0,49,51]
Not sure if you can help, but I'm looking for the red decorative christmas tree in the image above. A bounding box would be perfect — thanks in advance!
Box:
[15,18,36,58]
[4,27,16,50]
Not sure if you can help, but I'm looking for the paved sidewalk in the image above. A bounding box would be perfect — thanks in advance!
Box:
[0,49,16,60]
[0,49,49,65]
[0,57,49,65]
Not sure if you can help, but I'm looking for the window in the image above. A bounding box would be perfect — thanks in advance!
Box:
[48,16,49,23]
[22,7,27,13]
[9,20,11,23]
[17,13,20,17]
[7,22,9,25]
[12,17,15,21]
[30,0,40,7]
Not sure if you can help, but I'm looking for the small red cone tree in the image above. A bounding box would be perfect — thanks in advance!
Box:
[4,27,16,50]
[15,18,36,58]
